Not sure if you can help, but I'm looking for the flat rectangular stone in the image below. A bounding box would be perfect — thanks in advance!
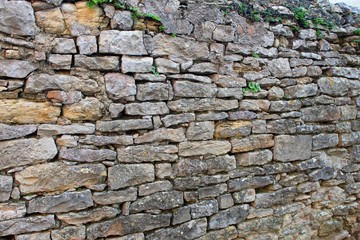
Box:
[136,83,171,101]
[0,137,57,170]
[74,55,119,70]
[59,148,116,162]
[209,205,250,230]
[161,113,195,127]
[15,232,51,240]
[0,124,37,141]
[301,106,341,122]
[27,190,93,214]
[108,164,154,190]
[0,215,55,237]
[38,123,95,136]
[138,181,173,196]
[135,128,185,144]
[228,176,274,192]
[87,213,171,239]
[51,226,85,240]
[0,176,13,202]
[206,155,236,174]
[117,145,178,163]
[92,188,137,205]
[173,81,217,98]
[125,102,169,115]
[96,119,153,132]
[130,191,183,213]
[0,202,26,221]
[231,134,274,153]
[168,74,212,83]
[312,133,339,150]
[255,187,297,208]
[15,162,106,194]
[273,135,312,161]
[79,135,133,146]
[168,99,238,112]
[0,99,60,124]
[0,60,37,78]
[179,141,231,156]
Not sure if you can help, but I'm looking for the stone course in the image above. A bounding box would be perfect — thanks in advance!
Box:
[0,0,359,239]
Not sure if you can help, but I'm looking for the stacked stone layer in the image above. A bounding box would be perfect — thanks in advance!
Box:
[0,0,360,239]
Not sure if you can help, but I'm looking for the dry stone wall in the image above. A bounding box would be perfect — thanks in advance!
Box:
[0,0,360,239]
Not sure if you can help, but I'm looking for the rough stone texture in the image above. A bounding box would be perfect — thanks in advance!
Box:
[0,138,57,170]
[38,123,95,136]
[92,188,137,205]
[125,102,169,115]
[173,81,217,98]
[318,77,349,96]
[273,135,312,161]
[0,124,37,141]
[15,163,106,194]
[63,97,104,121]
[0,176,13,202]
[130,191,183,213]
[168,99,238,112]
[179,141,231,156]
[135,128,185,143]
[209,205,250,230]
[105,73,136,100]
[117,145,178,163]
[108,164,155,189]
[96,119,153,132]
[0,60,37,78]
[74,55,119,70]
[267,58,292,78]
[27,190,93,214]
[59,148,116,162]
[231,134,274,153]
[122,56,153,73]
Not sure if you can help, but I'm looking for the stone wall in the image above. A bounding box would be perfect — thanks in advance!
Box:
[0,0,360,239]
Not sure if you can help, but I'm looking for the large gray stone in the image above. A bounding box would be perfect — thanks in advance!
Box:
[25,74,99,94]
[147,218,207,240]
[168,99,238,112]
[122,56,153,73]
[0,0,35,36]
[0,60,37,78]
[161,113,196,127]
[57,206,120,225]
[0,215,55,237]
[0,138,57,170]
[15,162,106,194]
[318,77,349,96]
[0,124,37,141]
[74,55,119,70]
[313,134,339,150]
[267,58,292,78]
[186,121,215,141]
[228,176,273,192]
[105,73,136,100]
[331,67,359,79]
[135,128,185,144]
[99,30,147,55]
[59,148,117,162]
[209,205,250,230]
[269,100,302,112]
[179,141,231,156]
[284,84,318,99]
[51,226,86,240]
[255,187,297,208]
[273,135,312,162]
[87,214,171,239]
[137,83,171,101]
[38,123,95,136]
[130,191,183,213]
[79,135,133,146]
[117,145,178,163]
[173,81,217,98]
[108,164,154,190]
[125,102,169,115]
[92,188,137,205]
[27,190,93,214]
[206,155,236,174]
[236,149,273,166]
[96,119,153,132]
[301,106,341,122]
[0,176,12,202]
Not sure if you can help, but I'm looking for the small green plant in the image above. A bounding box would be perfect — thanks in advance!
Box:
[159,25,166,32]
[291,25,300,32]
[294,7,310,28]
[252,53,260,58]
[250,10,261,22]
[144,13,162,22]
[354,39,360,43]
[354,29,360,36]
[242,82,261,94]
[262,8,282,23]
[151,66,160,76]
[170,33,177,38]
[316,29,323,39]
[86,0,108,8]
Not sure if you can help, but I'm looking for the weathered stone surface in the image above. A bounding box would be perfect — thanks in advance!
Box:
[51,226,85,240]
[255,187,297,208]
[179,141,231,156]
[75,55,119,70]
[96,119,153,132]
[0,124,37,141]
[28,190,93,214]
[237,216,281,234]
[240,100,270,112]
[330,67,359,79]
[139,181,173,196]
[15,232,51,240]
[0,215,55,237]
[231,134,274,153]
[15,162,106,194]
[108,164,154,190]
[228,176,273,192]
[92,188,137,205]
[147,218,208,240]
[173,81,217,98]
[130,191,183,213]
[99,30,147,55]
[215,121,252,139]
[122,56,153,73]
[284,84,318,99]
[188,62,217,74]
[0,100,60,124]
[301,106,341,122]
[236,150,273,166]
[25,74,99,94]
[186,121,214,141]
[0,138,57,170]
[0,176,12,202]
[52,38,76,54]
[0,60,37,79]
[155,58,180,73]
[135,128,185,143]
[0,202,26,221]
[206,155,236,174]
[47,90,83,105]
[318,77,349,96]
[117,145,178,163]
[87,214,171,239]
[107,233,144,240]
[168,99,238,112]
[211,75,246,88]
[35,8,66,34]
[268,58,292,78]
[77,35,97,55]
[161,113,195,127]
[125,102,169,115]
[152,34,210,60]
[111,10,133,30]
[197,226,238,240]
[0,0,35,36]
[273,135,311,162]
[57,206,120,225]
[38,123,95,136]
[59,148,116,162]
[312,134,339,150]
[137,83,171,101]
[105,73,136,100]
[213,25,235,42]
[209,205,250,230]
[199,183,227,199]
[48,54,72,70]
[63,97,104,121]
